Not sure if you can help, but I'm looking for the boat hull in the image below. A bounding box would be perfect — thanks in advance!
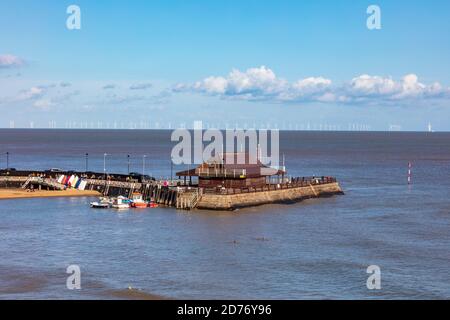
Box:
[112,204,129,209]
[131,202,148,208]
[90,202,110,209]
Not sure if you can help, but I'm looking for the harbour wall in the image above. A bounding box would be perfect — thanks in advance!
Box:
[196,182,343,210]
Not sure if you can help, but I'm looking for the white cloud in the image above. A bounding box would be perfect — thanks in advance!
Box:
[130,83,153,90]
[293,77,332,90]
[345,73,450,102]
[181,66,330,102]
[194,76,228,94]
[347,74,397,96]
[285,77,333,101]
[60,82,72,88]
[105,93,145,104]
[33,99,54,110]
[0,54,24,68]
[201,66,287,97]
[175,66,450,105]
[224,66,286,96]
[8,84,79,109]
[37,83,56,89]
[16,86,44,101]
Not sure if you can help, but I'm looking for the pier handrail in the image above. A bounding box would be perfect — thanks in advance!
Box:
[201,176,337,195]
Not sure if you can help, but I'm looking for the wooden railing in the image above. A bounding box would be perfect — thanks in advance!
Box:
[202,176,337,195]
[84,178,142,189]
[0,176,29,183]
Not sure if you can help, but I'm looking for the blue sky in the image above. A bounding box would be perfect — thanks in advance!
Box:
[1,0,450,130]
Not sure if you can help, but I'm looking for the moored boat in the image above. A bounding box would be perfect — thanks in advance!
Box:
[118,195,133,204]
[111,197,130,210]
[90,201,110,209]
[147,201,158,208]
[130,192,148,208]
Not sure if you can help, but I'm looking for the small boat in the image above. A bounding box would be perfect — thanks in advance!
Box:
[111,197,130,210]
[131,202,148,208]
[147,201,158,208]
[118,195,133,204]
[90,201,110,209]
[99,196,113,204]
[146,197,159,208]
[130,192,148,208]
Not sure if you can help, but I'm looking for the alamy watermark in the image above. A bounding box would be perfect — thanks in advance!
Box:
[171,121,280,167]
[66,264,81,290]
[66,5,81,30]
[367,5,382,30]
[366,265,381,290]
[64,5,381,32]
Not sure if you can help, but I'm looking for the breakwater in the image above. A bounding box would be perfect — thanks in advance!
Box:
[197,182,343,210]
[0,170,343,210]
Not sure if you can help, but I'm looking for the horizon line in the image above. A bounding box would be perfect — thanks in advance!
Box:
[0,128,444,133]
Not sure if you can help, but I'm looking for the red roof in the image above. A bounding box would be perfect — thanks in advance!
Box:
[176,153,285,178]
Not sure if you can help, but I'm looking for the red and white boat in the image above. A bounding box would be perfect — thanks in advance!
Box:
[130,193,148,208]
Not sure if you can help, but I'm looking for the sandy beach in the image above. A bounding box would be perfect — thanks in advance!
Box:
[0,188,101,200]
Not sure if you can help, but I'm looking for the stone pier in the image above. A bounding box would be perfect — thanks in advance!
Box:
[196,182,343,210]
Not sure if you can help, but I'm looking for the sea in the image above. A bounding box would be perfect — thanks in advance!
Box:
[0,129,449,299]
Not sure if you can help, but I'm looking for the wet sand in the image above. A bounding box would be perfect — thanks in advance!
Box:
[0,188,100,200]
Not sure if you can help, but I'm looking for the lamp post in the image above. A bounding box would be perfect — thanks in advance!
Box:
[104,153,108,176]
[85,153,89,172]
[4,152,9,188]
[170,158,173,182]
[142,155,147,180]
[127,154,130,175]
[103,153,108,194]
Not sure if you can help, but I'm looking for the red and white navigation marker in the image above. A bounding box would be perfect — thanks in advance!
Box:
[407,162,412,185]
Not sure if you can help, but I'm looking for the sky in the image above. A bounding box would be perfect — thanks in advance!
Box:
[0,0,450,131]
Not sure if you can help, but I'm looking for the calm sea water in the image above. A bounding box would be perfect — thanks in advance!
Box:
[0,129,449,299]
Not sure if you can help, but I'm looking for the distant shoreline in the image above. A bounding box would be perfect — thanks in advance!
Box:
[0,188,100,200]
[0,128,445,133]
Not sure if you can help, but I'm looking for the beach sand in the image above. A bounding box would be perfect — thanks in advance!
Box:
[0,188,101,200]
